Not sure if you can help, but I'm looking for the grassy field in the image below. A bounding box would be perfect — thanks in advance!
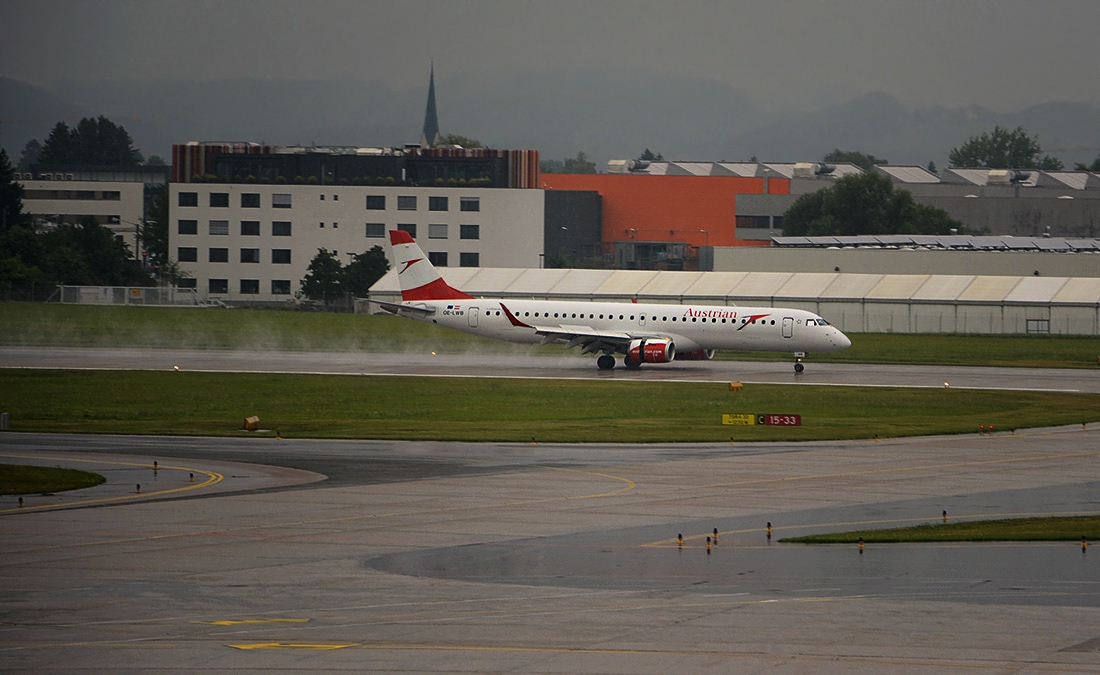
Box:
[2,302,1098,368]
[3,369,1098,442]
[0,464,105,495]
[783,516,1100,543]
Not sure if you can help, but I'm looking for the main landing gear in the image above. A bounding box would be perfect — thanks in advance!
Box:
[597,354,616,370]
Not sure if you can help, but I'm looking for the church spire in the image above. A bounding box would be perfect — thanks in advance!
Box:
[420,62,441,147]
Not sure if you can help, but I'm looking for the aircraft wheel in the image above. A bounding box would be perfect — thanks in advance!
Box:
[624,356,641,370]
[597,354,616,370]
[794,362,805,373]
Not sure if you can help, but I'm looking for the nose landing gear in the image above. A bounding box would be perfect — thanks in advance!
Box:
[794,352,806,373]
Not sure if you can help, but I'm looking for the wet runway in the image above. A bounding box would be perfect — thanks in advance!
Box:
[4,345,1098,392]
[3,349,1100,672]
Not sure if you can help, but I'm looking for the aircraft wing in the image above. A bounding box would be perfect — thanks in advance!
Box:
[500,304,660,354]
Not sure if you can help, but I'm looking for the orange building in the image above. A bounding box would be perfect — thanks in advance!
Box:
[539,173,789,250]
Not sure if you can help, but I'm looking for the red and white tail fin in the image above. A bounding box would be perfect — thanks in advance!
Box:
[388,230,474,301]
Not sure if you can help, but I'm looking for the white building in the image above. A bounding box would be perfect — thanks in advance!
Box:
[20,179,145,256]
[168,182,544,301]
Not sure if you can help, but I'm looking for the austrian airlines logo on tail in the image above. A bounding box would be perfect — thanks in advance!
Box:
[399,258,423,274]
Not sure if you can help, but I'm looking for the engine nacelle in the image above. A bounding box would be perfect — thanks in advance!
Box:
[628,338,676,364]
[675,348,715,361]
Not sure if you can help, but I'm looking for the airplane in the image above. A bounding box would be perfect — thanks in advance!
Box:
[379,229,851,371]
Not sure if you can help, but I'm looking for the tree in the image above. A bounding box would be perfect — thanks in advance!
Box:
[927,161,938,175]
[823,149,887,171]
[344,246,390,297]
[0,149,28,232]
[540,158,565,173]
[300,248,346,302]
[438,133,483,148]
[782,170,964,237]
[948,125,1063,170]
[141,184,171,277]
[37,116,143,165]
[562,151,597,174]
[638,148,664,162]
[1074,155,1100,172]
[17,139,41,172]
[145,155,167,166]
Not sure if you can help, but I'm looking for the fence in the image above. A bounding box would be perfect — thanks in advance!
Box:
[58,286,202,306]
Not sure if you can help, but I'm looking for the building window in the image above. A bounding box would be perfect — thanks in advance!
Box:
[397,196,417,210]
[365,223,385,238]
[177,219,198,235]
[240,279,260,295]
[178,278,197,289]
[178,192,198,207]
[241,220,260,236]
[460,196,480,212]
[460,224,480,240]
[271,280,291,295]
[397,223,416,237]
[366,195,386,210]
[735,215,771,229]
[177,247,197,262]
[272,221,292,236]
[210,192,229,207]
[333,194,339,201]
[241,193,261,208]
[240,248,260,263]
[272,193,292,209]
[429,223,448,239]
[209,220,229,235]
[1027,319,1051,334]
[209,248,229,263]
[209,278,228,294]
[459,252,480,267]
[103,191,120,201]
[428,251,448,266]
[429,196,448,211]
[272,249,292,264]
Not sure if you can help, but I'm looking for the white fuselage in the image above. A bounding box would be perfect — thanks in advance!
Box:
[404,298,851,354]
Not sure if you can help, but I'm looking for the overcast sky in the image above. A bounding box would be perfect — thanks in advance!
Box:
[3,0,1099,113]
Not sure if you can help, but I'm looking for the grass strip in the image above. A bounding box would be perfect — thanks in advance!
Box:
[782,516,1100,543]
[4,302,1100,368]
[2,369,1098,442]
[0,464,106,495]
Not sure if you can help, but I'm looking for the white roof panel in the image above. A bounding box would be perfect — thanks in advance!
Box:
[1004,277,1069,303]
[775,273,840,299]
[729,272,794,297]
[506,268,571,294]
[957,276,1021,302]
[1052,278,1100,303]
[460,268,527,294]
[595,270,661,294]
[912,275,976,301]
[683,272,750,298]
[821,274,885,299]
[865,275,932,299]
[639,271,705,296]
[547,269,615,294]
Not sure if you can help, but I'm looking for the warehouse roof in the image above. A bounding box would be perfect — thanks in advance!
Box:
[371,268,1100,306]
